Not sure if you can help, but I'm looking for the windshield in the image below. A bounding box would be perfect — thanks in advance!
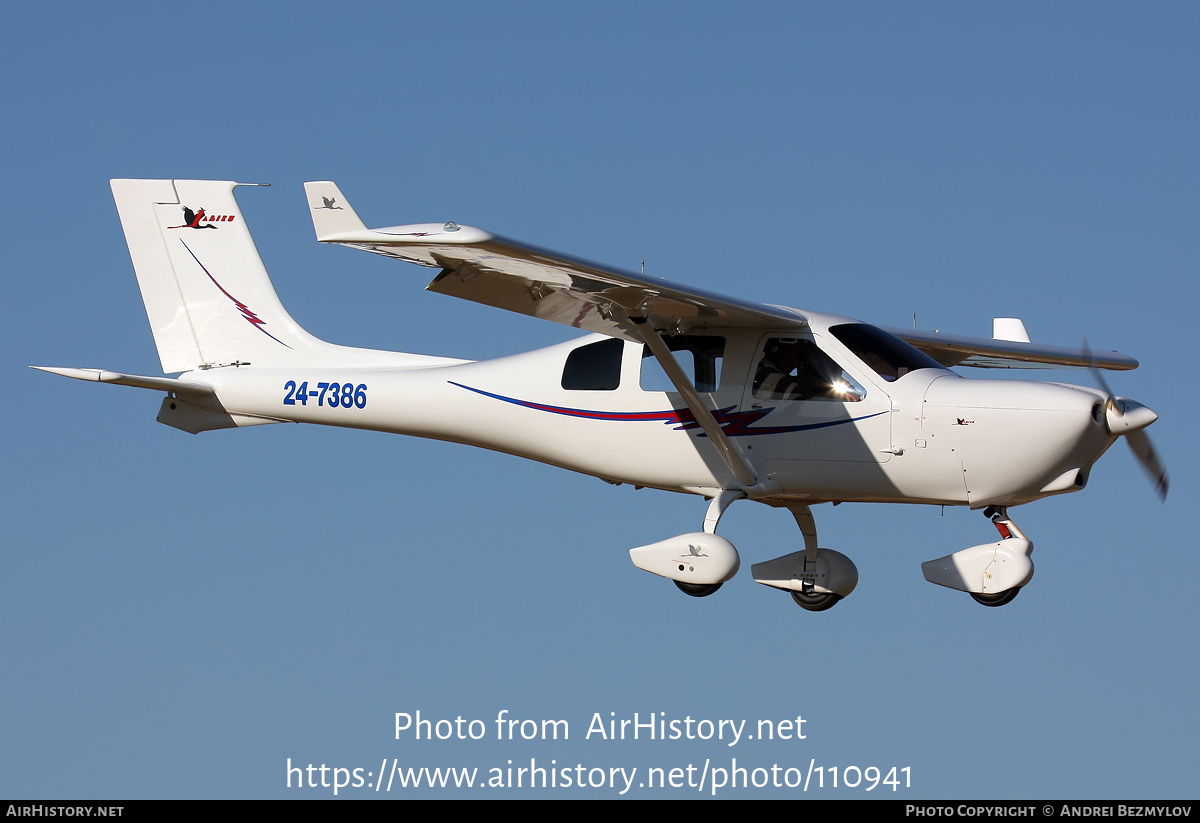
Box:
[828,323,944,382]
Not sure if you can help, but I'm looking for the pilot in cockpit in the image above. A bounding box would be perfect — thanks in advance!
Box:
[754,338,862,402]
[753,340,826,401]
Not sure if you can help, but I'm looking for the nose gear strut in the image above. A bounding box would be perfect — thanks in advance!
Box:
[921,506,1034,607]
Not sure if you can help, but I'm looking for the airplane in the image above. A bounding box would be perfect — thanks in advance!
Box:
[33,179,1167,612]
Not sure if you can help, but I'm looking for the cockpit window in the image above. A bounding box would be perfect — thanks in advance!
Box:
[753,338,865,402]
[640,335,725,393]
[828,323,944,382]
[561,338,623,391]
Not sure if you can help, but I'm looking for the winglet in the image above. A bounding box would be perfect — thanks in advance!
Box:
[304,181,367,240]
[993,318,1031,343]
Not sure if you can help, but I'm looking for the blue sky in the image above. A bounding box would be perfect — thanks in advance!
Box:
[2,2,1197,798]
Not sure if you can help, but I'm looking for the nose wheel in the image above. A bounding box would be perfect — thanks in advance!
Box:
[968,507,1027,607]
[922,506,1034,607]
[969,588,1020,607]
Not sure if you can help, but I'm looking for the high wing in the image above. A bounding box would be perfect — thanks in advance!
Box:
[303,181,805,342]
[305,180,793,489]
[304,181,1137,373]
[890,328,1138,371]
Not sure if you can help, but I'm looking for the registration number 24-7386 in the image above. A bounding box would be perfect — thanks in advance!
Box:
[283,381,367,409]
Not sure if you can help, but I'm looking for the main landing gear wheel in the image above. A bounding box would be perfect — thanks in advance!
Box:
[970,588,1020,607]
[790,590,842,612]
[674,580,722,598]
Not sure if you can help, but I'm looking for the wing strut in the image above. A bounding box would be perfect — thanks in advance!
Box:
[626,314,757,488]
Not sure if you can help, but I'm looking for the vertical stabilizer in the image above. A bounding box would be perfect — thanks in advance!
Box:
[111,179,322,373]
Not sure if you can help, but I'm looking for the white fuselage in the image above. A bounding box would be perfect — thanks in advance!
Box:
[179,310,1116,509]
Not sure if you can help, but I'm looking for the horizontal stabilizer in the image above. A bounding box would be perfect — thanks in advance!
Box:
[32,366,286,434]
[31,366,215,397]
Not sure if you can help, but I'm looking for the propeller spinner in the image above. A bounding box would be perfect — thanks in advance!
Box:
[1086,341,1168,500]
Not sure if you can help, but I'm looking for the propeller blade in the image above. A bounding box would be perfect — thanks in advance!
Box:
[1126,429,1169,501]
[1083,337,1116,410]
[1084,338,1167,501]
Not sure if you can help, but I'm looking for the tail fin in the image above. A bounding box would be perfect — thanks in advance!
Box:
[111,179,324,373]
[304,181,368,240]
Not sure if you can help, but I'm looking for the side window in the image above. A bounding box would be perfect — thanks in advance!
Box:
[640,335,725,393]
[752,338,865,402]
[561,338,624,391]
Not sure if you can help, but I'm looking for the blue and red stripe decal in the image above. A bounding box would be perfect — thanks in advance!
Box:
[448,382,886,437]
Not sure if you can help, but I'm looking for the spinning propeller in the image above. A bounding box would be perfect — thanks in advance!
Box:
[1085,340,1168,501]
